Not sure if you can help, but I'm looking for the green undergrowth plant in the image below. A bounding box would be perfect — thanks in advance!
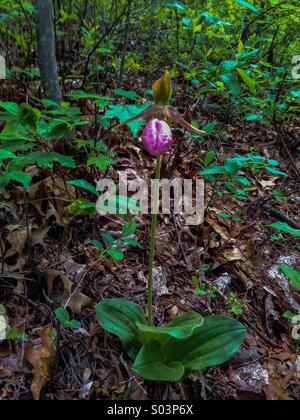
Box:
[96,299,245,382]
[227,293,246,317]
[91,219,138,262]
[281,266,300,339]
[0,100,87,188]
[269,222,300,239]
[96,72,245,382]
[6,328,28,343]
[55,308,81,330]
[200,153,286,200]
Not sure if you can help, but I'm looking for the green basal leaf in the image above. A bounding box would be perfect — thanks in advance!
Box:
[136,312,204,343]
[7,157,32,172]
[203,150,216,167]
[0,149,17,160]
[95,299,147,359]
[283,311,298,321]
[69,320,81,330]
[162,316,245,373]
[126,239,138,247]
[0,102,20,115]
[281,266,300,291]
[133,340,185,382]
[98,194,140,215]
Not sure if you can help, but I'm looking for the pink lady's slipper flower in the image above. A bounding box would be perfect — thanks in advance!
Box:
[142,119,173,156]
[115,71,205,154]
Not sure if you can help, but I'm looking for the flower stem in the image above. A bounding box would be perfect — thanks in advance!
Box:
[148,155,161,326]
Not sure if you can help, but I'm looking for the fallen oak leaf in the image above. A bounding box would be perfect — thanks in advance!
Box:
[6,225,28,255]
[25,326,56,400]
[0,353,30,378]
[62,292,93,315]
[206,216,230,241]
[46,269,93,315]
[223,247,246,262]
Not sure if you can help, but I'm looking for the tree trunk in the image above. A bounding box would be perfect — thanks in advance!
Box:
[36,0,62,104]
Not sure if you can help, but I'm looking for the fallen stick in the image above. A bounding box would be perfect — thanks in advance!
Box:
[262,203,300,231]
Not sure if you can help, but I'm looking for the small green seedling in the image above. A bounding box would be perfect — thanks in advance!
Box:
[91,219,138,262]
[55,307,81,330]
[273,189,288,202]
[227,293,246,316]
[192,265,217,298]
[6,328,28,342]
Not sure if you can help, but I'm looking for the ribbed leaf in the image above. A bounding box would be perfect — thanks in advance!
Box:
[0,150,17,160]
[162,316,245,373]
[137,312,204,343]
[133,341,185,382]
[95,299,146,359]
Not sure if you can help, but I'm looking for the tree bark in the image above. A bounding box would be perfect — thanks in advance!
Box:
[36,0,62,104]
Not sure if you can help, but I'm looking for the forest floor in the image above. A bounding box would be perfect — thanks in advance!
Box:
[0,74,300,400]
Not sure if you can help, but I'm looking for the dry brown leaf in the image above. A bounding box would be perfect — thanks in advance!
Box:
[0,354,20,378]
[25,327,56,400]
[263,364,293,401]
[223,247,245,262]
[206,216,230,241]
[63,292,93,315]
[31,227,50,247]
[7,226,28,254]
[258,179,278,188]
[44,177,76,215]
[46,269,93,314]
[46,269,63,296]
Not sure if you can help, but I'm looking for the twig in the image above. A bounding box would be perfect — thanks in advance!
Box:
[240,316,280,348]
[81,7,127,88]
[171,211,190,267]
[261,203,300,231]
